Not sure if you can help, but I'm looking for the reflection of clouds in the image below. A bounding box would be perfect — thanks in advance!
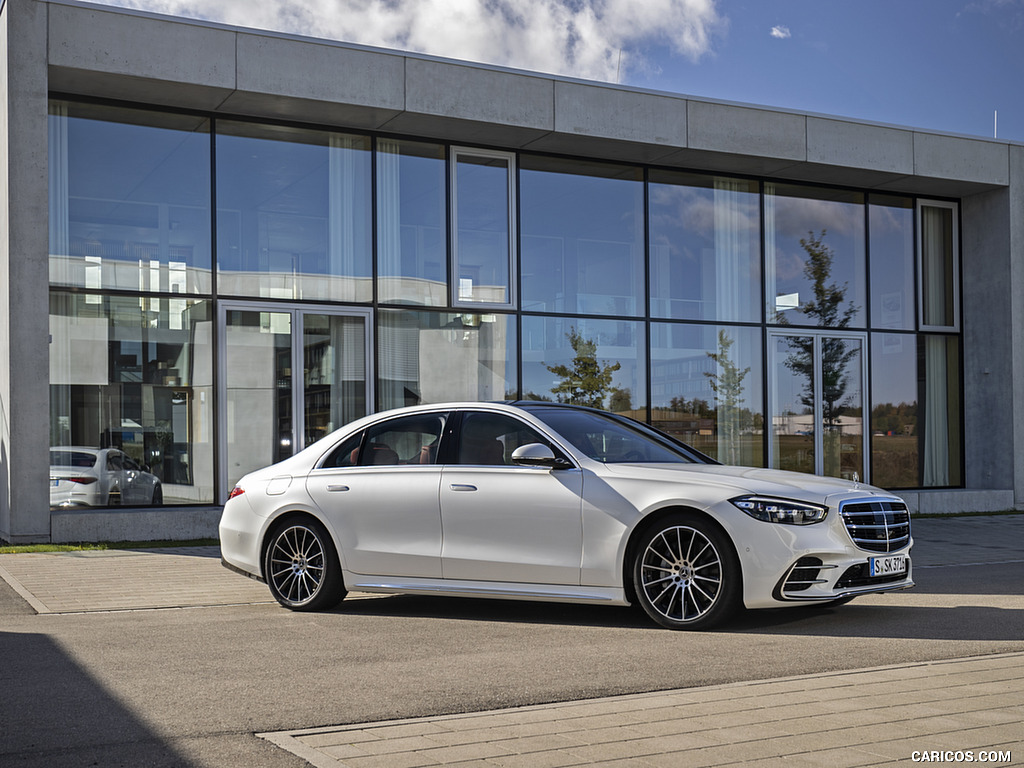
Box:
[771,196,864,239]
[649,183,759,263]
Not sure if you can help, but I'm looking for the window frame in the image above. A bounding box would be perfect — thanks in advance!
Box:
[450,146,518,310]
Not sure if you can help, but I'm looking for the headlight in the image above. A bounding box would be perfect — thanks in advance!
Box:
[731,495,828,525]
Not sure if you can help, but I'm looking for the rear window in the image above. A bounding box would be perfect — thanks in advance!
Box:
[50,451,97,468]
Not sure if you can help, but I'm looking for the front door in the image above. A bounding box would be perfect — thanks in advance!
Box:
[768,331,868,482]
[218,303,371,501]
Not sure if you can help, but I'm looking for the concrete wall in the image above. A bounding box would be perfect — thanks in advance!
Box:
[1,0,50,543]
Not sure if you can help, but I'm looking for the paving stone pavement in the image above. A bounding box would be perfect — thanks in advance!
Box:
[261,652,1024,768]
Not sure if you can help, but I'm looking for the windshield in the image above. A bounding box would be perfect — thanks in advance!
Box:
[523,406,696,464]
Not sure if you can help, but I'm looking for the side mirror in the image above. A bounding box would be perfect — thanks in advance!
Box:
[510,443,570,469]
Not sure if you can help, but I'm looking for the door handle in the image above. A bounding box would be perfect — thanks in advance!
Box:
[326,484,350,492]
[449,484,477,492]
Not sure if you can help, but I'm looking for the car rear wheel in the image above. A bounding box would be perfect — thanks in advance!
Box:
[632,514,740,630]
[264,518,346,611]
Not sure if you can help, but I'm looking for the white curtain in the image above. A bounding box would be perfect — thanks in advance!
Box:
[713,178,749,322]
[923,335,950,486]
[920,206,951,327]
[376,139,402,289]
[328,134,361,301]
[763,182,778,321]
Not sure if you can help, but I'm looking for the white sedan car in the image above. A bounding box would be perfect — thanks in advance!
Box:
[220,402,913,630]
[50,447,163,508]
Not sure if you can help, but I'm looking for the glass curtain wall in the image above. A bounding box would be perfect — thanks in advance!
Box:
[216,121,372,302]
[48,100,965,502]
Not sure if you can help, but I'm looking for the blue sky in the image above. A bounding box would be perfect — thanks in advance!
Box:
[633,0,1024,141]
[100,0,1024,141]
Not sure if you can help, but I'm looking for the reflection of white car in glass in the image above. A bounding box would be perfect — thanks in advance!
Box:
[220,403,914,630]
[50,447,163,508]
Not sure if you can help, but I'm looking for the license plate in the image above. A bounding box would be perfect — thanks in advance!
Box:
[870,554,908,577]
[51,479,60,487]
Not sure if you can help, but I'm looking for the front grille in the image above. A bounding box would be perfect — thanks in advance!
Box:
[840,500,911,553]
[836,563,908,589]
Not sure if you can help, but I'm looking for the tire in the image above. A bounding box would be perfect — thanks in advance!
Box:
[263,517,346,611]
[151,485,163,506]
[632,513,741,630]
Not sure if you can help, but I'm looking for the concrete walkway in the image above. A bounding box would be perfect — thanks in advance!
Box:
[2,514,1023,767]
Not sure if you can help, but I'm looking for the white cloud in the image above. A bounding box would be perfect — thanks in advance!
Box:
[98,0,724,82]
[770,25,791,39]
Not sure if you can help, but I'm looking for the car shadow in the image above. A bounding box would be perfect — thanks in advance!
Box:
[332,561,1024,642]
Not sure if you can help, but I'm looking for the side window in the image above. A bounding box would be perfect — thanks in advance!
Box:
[360,413,446,466]
[106,452,122,471]
[456,412,555,466]
[322,432,364,468]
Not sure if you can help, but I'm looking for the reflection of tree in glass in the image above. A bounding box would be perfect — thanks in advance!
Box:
[779,231,860,471]
[704,330,750,465]
[546,327,621,409]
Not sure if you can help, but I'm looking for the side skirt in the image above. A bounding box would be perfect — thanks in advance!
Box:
[343,572,630,606]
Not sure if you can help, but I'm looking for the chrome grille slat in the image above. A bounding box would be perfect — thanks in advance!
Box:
[840,500,911,553]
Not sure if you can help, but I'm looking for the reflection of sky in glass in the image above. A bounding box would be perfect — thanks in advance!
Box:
[216,124,370,279]
[455,156,510,302]
[59,108,211,282]
[520,159,644,316]
[768,185,866,328]
[649,174,760,322]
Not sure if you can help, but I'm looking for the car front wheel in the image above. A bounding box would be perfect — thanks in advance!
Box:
[632,514,740,630]
[264,518,346,611]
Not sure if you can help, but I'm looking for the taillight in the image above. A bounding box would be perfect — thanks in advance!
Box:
[68,477,98,485]
[228,486,245,500]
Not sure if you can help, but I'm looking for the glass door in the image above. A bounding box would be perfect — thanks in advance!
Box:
[769,331,867,482]
[219,303,371,500]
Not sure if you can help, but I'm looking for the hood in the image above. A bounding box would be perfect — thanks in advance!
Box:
[600,462,892,503]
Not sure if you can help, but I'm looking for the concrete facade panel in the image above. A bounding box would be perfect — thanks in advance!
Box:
[807,117,914,175]
[961,187,1014,492]
[552,81,687,148]
[47,2,236,91]
[234,33,405,114]
[403,58,553,130]
[1010,145,1024,508]
[914,132,1009,186]
[687,101,806,161]
[2,0,51,542]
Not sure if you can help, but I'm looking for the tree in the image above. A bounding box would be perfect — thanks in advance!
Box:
[546,327,621,409]
[779,230,861,476]
[704,330,751,465]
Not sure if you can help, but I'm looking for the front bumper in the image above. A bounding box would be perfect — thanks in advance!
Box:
[723,494,915,609]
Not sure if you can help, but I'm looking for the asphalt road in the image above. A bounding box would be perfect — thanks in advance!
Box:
[2,538,1023,766]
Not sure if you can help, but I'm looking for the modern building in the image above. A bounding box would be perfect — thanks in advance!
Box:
[2,0,1022,543]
